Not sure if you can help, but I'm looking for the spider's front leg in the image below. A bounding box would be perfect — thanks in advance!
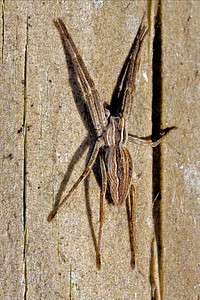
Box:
[121,15,148,119]
[54,18,107,136]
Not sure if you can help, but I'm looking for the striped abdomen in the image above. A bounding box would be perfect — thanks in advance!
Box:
[104,145,133,206]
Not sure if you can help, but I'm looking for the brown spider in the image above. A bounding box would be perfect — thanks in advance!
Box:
[48,15,175,269]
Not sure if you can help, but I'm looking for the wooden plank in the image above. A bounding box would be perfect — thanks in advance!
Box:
[1,1,165,299]
[0,1,28,298]
[162,1,200,299]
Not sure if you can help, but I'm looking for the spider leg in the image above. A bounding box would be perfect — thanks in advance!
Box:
[126,184,136,269]
[122,14,148,119]
[128,127,177,147]
[47,138,103,222]
[54,19,107,136]
[96,154,107,268]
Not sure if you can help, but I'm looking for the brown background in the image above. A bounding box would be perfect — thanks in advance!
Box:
[0,1,199,299]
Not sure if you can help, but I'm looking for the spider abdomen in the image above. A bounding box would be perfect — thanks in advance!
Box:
[104,145,133,206]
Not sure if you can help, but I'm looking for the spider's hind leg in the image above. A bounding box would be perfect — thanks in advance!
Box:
[126,184,136,269]
[96,154,107,268]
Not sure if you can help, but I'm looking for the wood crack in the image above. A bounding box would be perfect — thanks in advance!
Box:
[23,15,29,300]
[1,0,5,63]
[151,0,163,299]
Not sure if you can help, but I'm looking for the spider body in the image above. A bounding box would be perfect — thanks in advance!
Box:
[103,116,132,207]
[48,15,175,268]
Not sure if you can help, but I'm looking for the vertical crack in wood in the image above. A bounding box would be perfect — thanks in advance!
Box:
[23,15,29,300]
[1,0,5,63]
[151,0,163,299]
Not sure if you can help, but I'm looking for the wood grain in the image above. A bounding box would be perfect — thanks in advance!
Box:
[1,1,199,299]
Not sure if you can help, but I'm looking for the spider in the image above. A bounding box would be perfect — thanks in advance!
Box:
[48,15,175,269]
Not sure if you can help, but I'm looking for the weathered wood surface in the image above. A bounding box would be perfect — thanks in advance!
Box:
[0,1,199,299]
